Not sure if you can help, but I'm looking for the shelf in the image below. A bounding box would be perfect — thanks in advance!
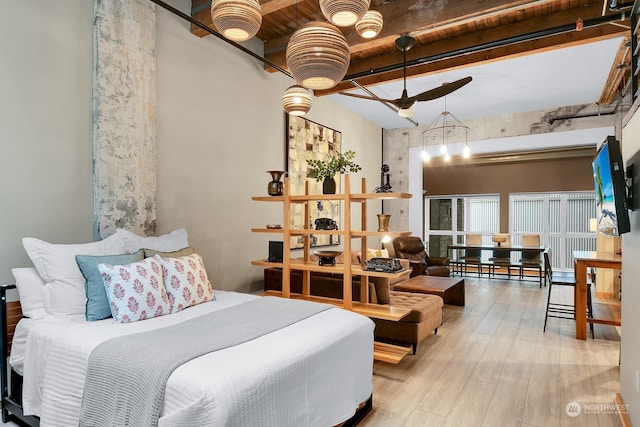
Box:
[252,196,284,202]
[350,192,412,201]
[589,300,621,327]
[253,192,412,203]
[373,342,412,364]
[290,229,346,236]
[251,228,284,233]
[350,230,412,238]
[251,260,283,268]
[289,259,347,273]
[262,291,411,321]
[353,265,412,278]
[289,194,347,202]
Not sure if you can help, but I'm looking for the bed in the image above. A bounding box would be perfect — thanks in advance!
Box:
[1,287,374,426]
[1,230,374,426]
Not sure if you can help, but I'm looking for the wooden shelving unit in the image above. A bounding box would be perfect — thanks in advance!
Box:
[252,174,414,363]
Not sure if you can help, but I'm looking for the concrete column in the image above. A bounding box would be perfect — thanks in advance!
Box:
[93,0,156,239]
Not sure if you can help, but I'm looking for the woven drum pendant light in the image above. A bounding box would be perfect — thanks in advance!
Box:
[282,85,312,116]
[355,10,383,38]
[319,0,370,27]
[210,0,262,42]
[286,21,350,90]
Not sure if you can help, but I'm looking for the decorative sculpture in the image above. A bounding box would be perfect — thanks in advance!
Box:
[374,164,392,193]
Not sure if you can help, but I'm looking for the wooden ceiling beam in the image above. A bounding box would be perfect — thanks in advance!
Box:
[319,26,627,95]
[264,1,610,73]
[263,0,543,55]
[599,37,632,104]
[315,9,628,94]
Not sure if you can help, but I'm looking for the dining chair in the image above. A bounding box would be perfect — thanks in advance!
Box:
[458,233,483,277]
[489,233,513,278]
[518,233,543,287]
[543,251,594,338]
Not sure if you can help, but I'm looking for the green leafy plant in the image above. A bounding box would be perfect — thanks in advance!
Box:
[306,150,362,181]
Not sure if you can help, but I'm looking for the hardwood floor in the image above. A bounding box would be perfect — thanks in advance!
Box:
[362,276,622,427]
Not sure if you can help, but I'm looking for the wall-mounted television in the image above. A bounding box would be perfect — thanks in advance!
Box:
[592,136,630,236]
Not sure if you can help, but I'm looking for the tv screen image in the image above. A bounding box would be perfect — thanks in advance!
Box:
[592,136,630,236]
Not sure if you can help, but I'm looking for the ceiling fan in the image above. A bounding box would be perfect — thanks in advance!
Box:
[340,35,472,118]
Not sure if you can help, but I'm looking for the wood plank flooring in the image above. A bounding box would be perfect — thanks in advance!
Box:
[362,276,622,427]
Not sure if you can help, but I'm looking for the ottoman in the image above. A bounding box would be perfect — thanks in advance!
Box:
[373,291,444,355]
[392,275,465,306]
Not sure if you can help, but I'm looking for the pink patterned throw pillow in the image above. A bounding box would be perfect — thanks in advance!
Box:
[156,253,215,313]
[98,257,171,323]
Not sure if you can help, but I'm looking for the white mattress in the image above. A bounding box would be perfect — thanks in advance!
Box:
[18,291,374,427]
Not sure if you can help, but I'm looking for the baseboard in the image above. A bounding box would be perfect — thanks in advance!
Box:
[616,392,632,427]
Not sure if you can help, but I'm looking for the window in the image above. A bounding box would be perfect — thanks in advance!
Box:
[424,195,499,257]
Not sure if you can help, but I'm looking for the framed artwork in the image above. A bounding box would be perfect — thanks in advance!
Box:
[286,114,342,249]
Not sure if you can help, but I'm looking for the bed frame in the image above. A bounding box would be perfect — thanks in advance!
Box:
[0,283,371,426]
[1,284,40,426]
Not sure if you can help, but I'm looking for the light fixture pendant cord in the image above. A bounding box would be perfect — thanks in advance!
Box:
[403,47,407,90]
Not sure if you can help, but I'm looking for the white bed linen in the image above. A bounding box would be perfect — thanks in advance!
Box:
[9,317,36,376]
[20,291,374,427]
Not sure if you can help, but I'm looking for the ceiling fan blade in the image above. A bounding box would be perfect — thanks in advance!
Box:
[412,76,473,103]
[338,92,396,103]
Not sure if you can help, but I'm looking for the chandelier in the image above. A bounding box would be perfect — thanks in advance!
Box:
[319,0,371,27]
[210,0,262,42]
[421,100,470,163]
[285,21,350,91]
[209,0,384,114]
[282,85,313,116]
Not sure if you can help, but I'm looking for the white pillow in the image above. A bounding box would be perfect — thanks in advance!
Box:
[156,253,215,313]
[98,257,171,323]
[22,233,127,316]
[41,280,89,317]
[11,267,47,319]
[366,248,390,261]
[116,228,189,253]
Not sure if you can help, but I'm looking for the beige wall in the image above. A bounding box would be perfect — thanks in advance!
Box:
[423,154,595,232]
[155,1,382,293]
[0,2,94,283]
[620,104,640,424]
[0,0,382,295]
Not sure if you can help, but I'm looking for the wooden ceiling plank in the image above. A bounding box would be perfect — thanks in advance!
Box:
[324,2,619,81]
[599,37,632,104]
[263,0,548,54]
[264,0,605,71]
[260,0,299,16]
[318,25,627,95]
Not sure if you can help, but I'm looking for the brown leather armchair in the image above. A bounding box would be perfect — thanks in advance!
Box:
[392,236,451,277]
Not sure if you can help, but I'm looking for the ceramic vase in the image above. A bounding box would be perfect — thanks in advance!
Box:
[267,170,286,196]
[322,176,337,194]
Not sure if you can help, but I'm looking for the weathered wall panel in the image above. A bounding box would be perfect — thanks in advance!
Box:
[93,0,156,239]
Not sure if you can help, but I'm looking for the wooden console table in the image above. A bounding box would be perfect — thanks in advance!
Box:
[573,251,622,340]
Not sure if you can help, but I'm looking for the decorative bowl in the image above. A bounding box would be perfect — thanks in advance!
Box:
[314,250,342,266]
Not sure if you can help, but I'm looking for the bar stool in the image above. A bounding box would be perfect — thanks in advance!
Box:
[543,251,594,338]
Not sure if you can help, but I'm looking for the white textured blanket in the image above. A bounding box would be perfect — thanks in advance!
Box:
[79,297,332,427]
